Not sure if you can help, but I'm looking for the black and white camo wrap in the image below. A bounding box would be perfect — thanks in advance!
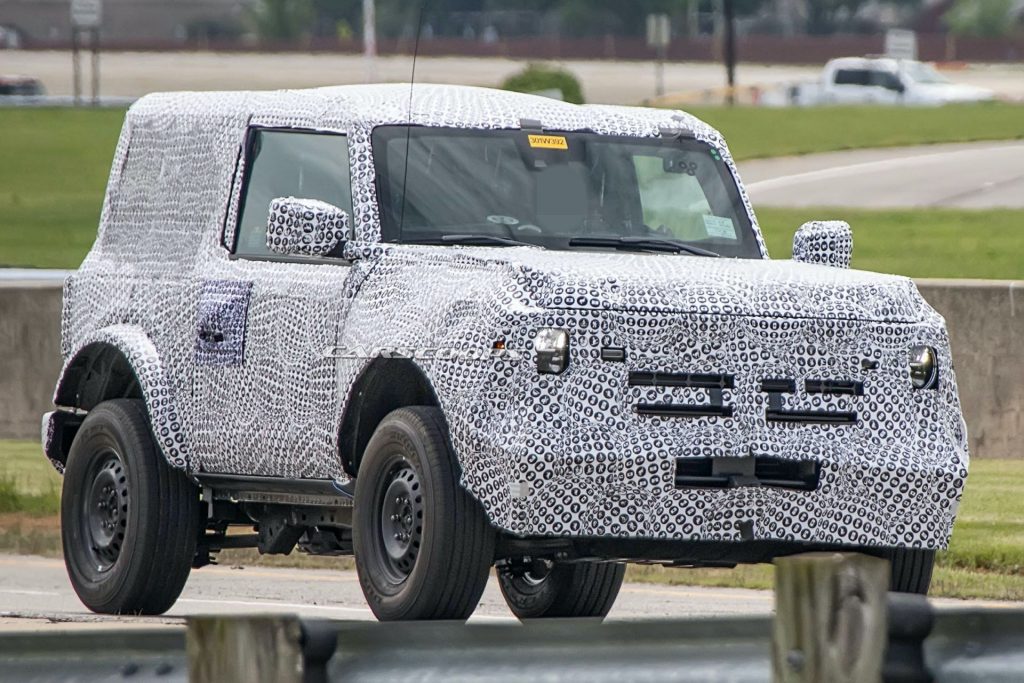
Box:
[47,84,968,550]
[793,221,854,269]
[266,197,349,257]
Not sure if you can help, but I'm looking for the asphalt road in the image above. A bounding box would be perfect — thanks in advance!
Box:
[6,52,1024,106]
[739,141,1024,209]
[1,554,1022,632]
[0,555,772,630]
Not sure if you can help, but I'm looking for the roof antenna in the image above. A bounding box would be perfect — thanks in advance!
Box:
[397,0,429,239]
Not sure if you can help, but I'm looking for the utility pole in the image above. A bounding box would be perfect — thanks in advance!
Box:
[646,13,671,99]
[362,0,377,83]
[70,0,102,106]
[723,0,736,106]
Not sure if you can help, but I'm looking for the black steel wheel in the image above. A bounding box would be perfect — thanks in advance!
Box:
[353,406,495,621]
[79,449,130,573]
[377,464,425,583]
[498,560,625,620]
[61,399,200,615]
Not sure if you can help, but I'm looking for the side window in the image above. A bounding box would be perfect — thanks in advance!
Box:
[834,69,868,86]
[234,129,353,258]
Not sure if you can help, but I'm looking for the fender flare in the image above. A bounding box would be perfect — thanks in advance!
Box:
[51,324,189,469]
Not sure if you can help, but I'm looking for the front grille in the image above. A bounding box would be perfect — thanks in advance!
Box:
[675,456,821,491]
[629,367,862,425]
[761,377,860,425]
[630,370,734,419]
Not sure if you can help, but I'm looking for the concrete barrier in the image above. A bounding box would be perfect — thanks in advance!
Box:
[0,280,63,440]
[1,278,1020,459]
[916,280,1023,462]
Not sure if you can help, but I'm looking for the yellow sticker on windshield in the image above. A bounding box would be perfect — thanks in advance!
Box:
[527,134,568,150]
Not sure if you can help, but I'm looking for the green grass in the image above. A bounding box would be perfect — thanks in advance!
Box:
[1,105,1023,274]
[0,440,60,516]
[1,438,1022,599]
[0,107,123,270]
[756,207,1024,280]
[689,103,1024,160]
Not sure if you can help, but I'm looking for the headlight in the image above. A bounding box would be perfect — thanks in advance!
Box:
[909,345,939,390]
[535,328,569,375]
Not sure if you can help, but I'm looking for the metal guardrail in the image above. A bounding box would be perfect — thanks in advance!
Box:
[0,628,186,682]
[2,603,1023,682]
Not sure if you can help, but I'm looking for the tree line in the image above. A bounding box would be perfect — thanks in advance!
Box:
[248,0,1021,43]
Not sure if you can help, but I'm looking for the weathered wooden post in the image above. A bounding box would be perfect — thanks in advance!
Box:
[188,615,306,683]
[773,552,890,683]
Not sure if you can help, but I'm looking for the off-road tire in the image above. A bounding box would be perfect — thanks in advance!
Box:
[353,406,495,621]
[887,548,935,595]
[498,561,626,619]
[61,399,200,615]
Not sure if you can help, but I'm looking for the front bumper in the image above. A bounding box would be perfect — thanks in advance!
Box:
[450,310,969,550]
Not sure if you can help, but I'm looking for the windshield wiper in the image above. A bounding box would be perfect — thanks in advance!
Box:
[567,236,719,257]
[407,234,536,248]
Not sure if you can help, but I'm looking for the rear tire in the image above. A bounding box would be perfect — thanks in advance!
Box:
[61,399,200,615]
[353,406,495,621]
[886,548,935,595]
[498,560,625,619]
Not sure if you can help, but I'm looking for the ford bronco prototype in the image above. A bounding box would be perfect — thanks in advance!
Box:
[44,84,968,620]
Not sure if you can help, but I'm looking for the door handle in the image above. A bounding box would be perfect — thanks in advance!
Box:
[198,328,225,343]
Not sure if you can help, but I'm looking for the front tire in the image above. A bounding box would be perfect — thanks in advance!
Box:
[353,406,495,621]
[498,560,625,619]
[886,548,935,595]
[61,399,200,615]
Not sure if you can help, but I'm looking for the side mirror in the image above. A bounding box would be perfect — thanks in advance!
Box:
[792,221,852,269]
[266,197,348,257]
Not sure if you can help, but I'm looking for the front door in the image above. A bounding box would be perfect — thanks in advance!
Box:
[193,127,356,480]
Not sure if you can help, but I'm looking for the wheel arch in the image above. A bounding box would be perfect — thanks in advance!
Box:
[46,324,189,470]
[337,357,441,478]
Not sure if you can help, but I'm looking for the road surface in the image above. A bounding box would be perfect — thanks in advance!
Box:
[740,141,1024,209]
[6,52,1024,106]
[1,554,1021,631]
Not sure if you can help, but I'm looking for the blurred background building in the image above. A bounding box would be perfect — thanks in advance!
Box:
[1,0,1023,59]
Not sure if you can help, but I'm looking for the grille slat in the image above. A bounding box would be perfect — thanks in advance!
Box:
[805,379,865,396]
[636,403,733,418]
[766,409,858,425]
[629,371,734,390]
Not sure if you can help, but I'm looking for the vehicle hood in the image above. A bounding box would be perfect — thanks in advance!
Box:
[458,248,928,323]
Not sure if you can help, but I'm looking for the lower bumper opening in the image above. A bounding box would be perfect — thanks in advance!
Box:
[674,456,821,491]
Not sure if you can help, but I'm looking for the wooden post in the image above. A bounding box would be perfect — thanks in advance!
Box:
[187,615,306,683]
[772,552,889,683]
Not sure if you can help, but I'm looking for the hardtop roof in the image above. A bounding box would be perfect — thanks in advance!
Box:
[127,83,724,142]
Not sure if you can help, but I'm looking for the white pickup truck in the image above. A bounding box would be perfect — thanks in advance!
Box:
[788,57,995,107]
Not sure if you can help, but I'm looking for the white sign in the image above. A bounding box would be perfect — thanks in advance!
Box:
[885,29,917,60]
[646,13,671,50]
[70,0,102,29]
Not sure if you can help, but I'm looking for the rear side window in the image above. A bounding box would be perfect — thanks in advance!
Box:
[234,129,353,258]
[834,69,871,86]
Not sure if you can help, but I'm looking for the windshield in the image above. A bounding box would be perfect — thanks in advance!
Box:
[902,62,950,85]
[372,126,761,259]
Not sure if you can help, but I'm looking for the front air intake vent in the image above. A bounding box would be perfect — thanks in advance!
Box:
[674,456,821,491]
